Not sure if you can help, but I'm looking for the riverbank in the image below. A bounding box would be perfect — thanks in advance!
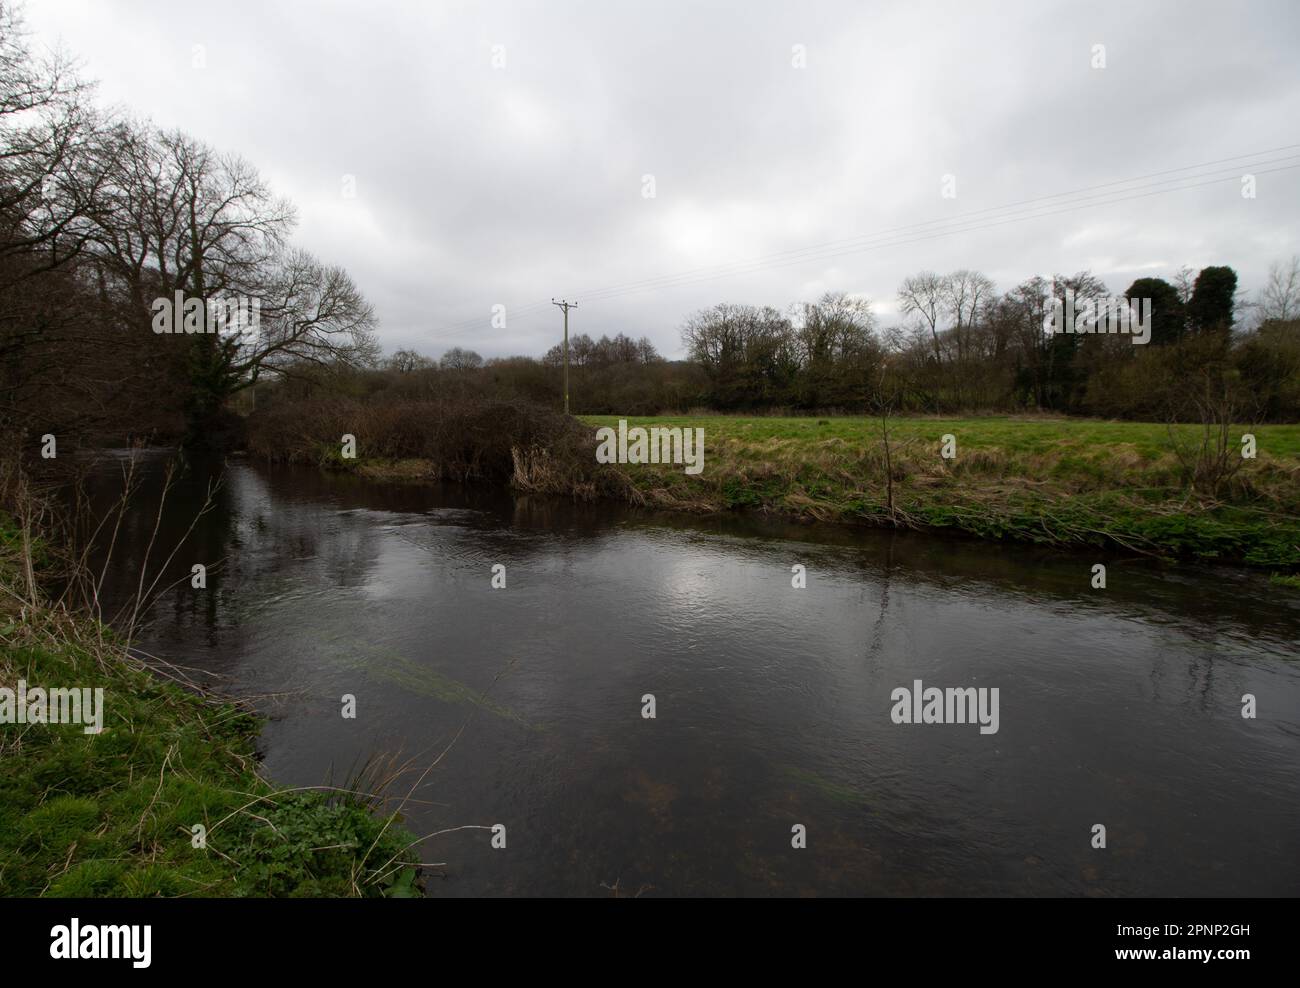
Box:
[584,414,1300,568]
[0,516,423,897]
[310,412,1298,568]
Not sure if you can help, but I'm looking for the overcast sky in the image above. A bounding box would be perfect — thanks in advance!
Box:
[25,0,1300,360]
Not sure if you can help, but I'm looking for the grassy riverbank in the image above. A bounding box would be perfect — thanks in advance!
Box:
[584,414,1300,567]
[247,400,1298,567]
[0,518,423,898]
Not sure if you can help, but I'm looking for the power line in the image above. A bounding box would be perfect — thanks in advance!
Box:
[477,159,1300,322]
[575,162,1300,303]
[426,145,1300,342]
[561,146,1300,302]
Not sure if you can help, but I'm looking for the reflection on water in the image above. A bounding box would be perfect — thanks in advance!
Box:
[80,451,1300,896]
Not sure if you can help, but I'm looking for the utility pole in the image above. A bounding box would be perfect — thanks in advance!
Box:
[552,298,578,415]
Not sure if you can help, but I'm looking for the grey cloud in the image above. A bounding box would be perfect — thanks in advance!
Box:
[29,0,1300,359]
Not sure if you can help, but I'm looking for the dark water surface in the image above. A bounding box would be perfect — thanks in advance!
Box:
[81,451,1300,896]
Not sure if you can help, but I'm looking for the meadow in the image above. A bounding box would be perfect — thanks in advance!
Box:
[582,414,1300,568]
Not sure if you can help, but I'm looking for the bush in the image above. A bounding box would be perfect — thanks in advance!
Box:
[246,396,635,499]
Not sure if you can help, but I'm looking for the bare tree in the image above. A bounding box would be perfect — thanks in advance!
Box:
[244,248,379,382]
[1165,369,1259,500]
[680,302,796,408]
[0,3,122,432]
[941,269,995,364]
[795,292,876,365]
[439,346,483,371]
[898,271,945,363]
[634,336,661,363]
[1259,255,1300,322]
[386,348,434,373]
[0,0,106,280]
[73,122,376,435]
[85,122,294,309]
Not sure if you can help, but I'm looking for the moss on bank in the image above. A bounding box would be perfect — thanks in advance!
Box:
[0,519,422,898]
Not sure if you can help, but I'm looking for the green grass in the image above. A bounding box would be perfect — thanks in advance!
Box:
[585,414,1300,460]
[581,414,1300,568]
[0,518,423,898]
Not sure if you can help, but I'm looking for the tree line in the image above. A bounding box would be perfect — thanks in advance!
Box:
[341,262,1298,423]
[678,263,1299,421]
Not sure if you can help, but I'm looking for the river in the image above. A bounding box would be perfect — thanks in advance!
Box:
[79,450,1300,896]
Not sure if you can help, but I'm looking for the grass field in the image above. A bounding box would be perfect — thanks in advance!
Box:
[586,414,1300,460]
[582,414,1300,567]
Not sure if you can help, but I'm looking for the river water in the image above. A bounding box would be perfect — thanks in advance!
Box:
[81,451,1300,896]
